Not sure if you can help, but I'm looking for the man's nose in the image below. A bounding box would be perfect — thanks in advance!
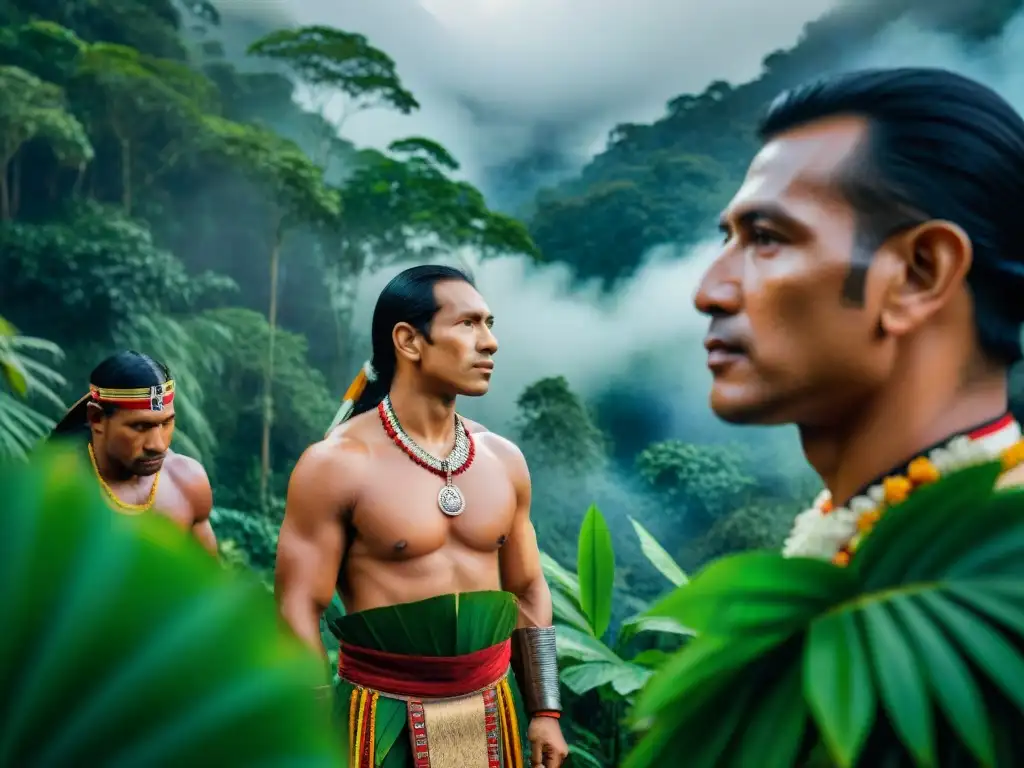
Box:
[693,253,742,317]
[479,326,498,355]
[145,428,170,454]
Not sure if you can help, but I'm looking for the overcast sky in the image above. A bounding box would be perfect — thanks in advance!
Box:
[214,0,842,187]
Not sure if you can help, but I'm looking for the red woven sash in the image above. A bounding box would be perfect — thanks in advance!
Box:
[338,639,512,698]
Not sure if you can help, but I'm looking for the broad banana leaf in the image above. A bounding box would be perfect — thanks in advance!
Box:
[329,590,519,655]
[626,461,1024,768]
[0,446,341,766]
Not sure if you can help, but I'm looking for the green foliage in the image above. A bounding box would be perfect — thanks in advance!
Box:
[546,505,694,768]
[0,315,65,460]
[194,307,335,510]
[0,201,213,329]
[339,143,540,263]
[200,115,341,228]
[627,462,1024,767]
[210,506,279,580]
[74,42,216,211]
[247,25,418,117]
[577,504,615,638]
[0,64,92,218]
[0,445,340,764]
[516,376,608,473]
[677,501,796,568]
[628,517,687,587]
[636,440,757,523]
[0,21,88,84]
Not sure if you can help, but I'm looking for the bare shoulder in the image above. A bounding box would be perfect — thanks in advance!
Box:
[464,418,529,479]
[164,451,209,485]
[163,451,212,518]
[290,411,376,513]
[164,452,211,500]
[298,412,375,477]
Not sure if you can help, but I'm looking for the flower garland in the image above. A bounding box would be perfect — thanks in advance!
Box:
[783,418,1024,565]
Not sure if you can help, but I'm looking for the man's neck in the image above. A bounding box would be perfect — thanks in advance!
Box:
[387,376,457,449]
[799,363,1008,506]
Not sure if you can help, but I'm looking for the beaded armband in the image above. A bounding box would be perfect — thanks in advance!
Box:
[511,626,561,716]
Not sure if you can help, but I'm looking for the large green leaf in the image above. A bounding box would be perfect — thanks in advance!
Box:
[540,551,580,598]
[804,611,875,766]
[726,659,807,768]
[550,587,593,634]
[560,660,652,697]
[617,614,695,647]
[626,461,1024,768]
[554,625,621,665]
[0,446,339,765]
[630,631,791,725]
[629,516,688,586]
[329,590,518,655]
[576,504,615,638]
[648,550,855,636]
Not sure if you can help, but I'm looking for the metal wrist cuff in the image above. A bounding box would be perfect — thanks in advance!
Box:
[512,625,561,714]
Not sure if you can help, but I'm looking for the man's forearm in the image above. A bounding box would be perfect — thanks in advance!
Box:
[279,597,327,655]
[514,576,553,628]
[511,578,561,718]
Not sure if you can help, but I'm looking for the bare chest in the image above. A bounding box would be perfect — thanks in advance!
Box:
[350,450,517,559]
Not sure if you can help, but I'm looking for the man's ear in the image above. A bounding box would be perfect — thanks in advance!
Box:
[878,219,972,338]
[86,402,107,432]
[392,322,422,364]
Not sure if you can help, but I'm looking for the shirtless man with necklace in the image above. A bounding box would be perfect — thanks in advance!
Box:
[276,265,568,768]
[52,350,217,554]
[696,68,1024,563]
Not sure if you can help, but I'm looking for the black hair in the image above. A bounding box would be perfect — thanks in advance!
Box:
[350,264,475,417]
[759,67,1024,364]
[51,350,172,436]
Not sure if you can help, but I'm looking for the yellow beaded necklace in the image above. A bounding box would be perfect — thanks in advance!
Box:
[88,443,160,515]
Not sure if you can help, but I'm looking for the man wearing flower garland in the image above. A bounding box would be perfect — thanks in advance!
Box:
[52,350,217,554]
[695,68,1024,565]
[276,265,568,768]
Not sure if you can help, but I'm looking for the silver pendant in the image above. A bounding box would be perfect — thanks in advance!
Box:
[438,483,465,516]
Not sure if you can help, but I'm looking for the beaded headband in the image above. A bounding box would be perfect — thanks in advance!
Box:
[89,379,175,411]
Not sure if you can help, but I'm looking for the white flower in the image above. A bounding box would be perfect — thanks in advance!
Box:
[780,421,1018,563]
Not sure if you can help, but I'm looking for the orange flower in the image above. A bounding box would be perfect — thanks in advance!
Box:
[883,475,913,505]
[856,509,880,532]
[907,457,939,486]
[1001,440,1024,471]
[832,550,850,567]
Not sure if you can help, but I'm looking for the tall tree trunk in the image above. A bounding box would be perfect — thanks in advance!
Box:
[71,161,86,198]
[322,243,367,384]
[11,154,20,218]
[120,137,132,214]
[259,216,284,512]
[0,160,9,222]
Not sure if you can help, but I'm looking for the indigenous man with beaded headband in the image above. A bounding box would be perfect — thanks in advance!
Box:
[51,350,217,554]
[695,67,1024,565]
[276,265,568,768]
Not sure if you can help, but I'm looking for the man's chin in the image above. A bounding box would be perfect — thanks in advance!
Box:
[132,459,164,476]
[709,391,788,426]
